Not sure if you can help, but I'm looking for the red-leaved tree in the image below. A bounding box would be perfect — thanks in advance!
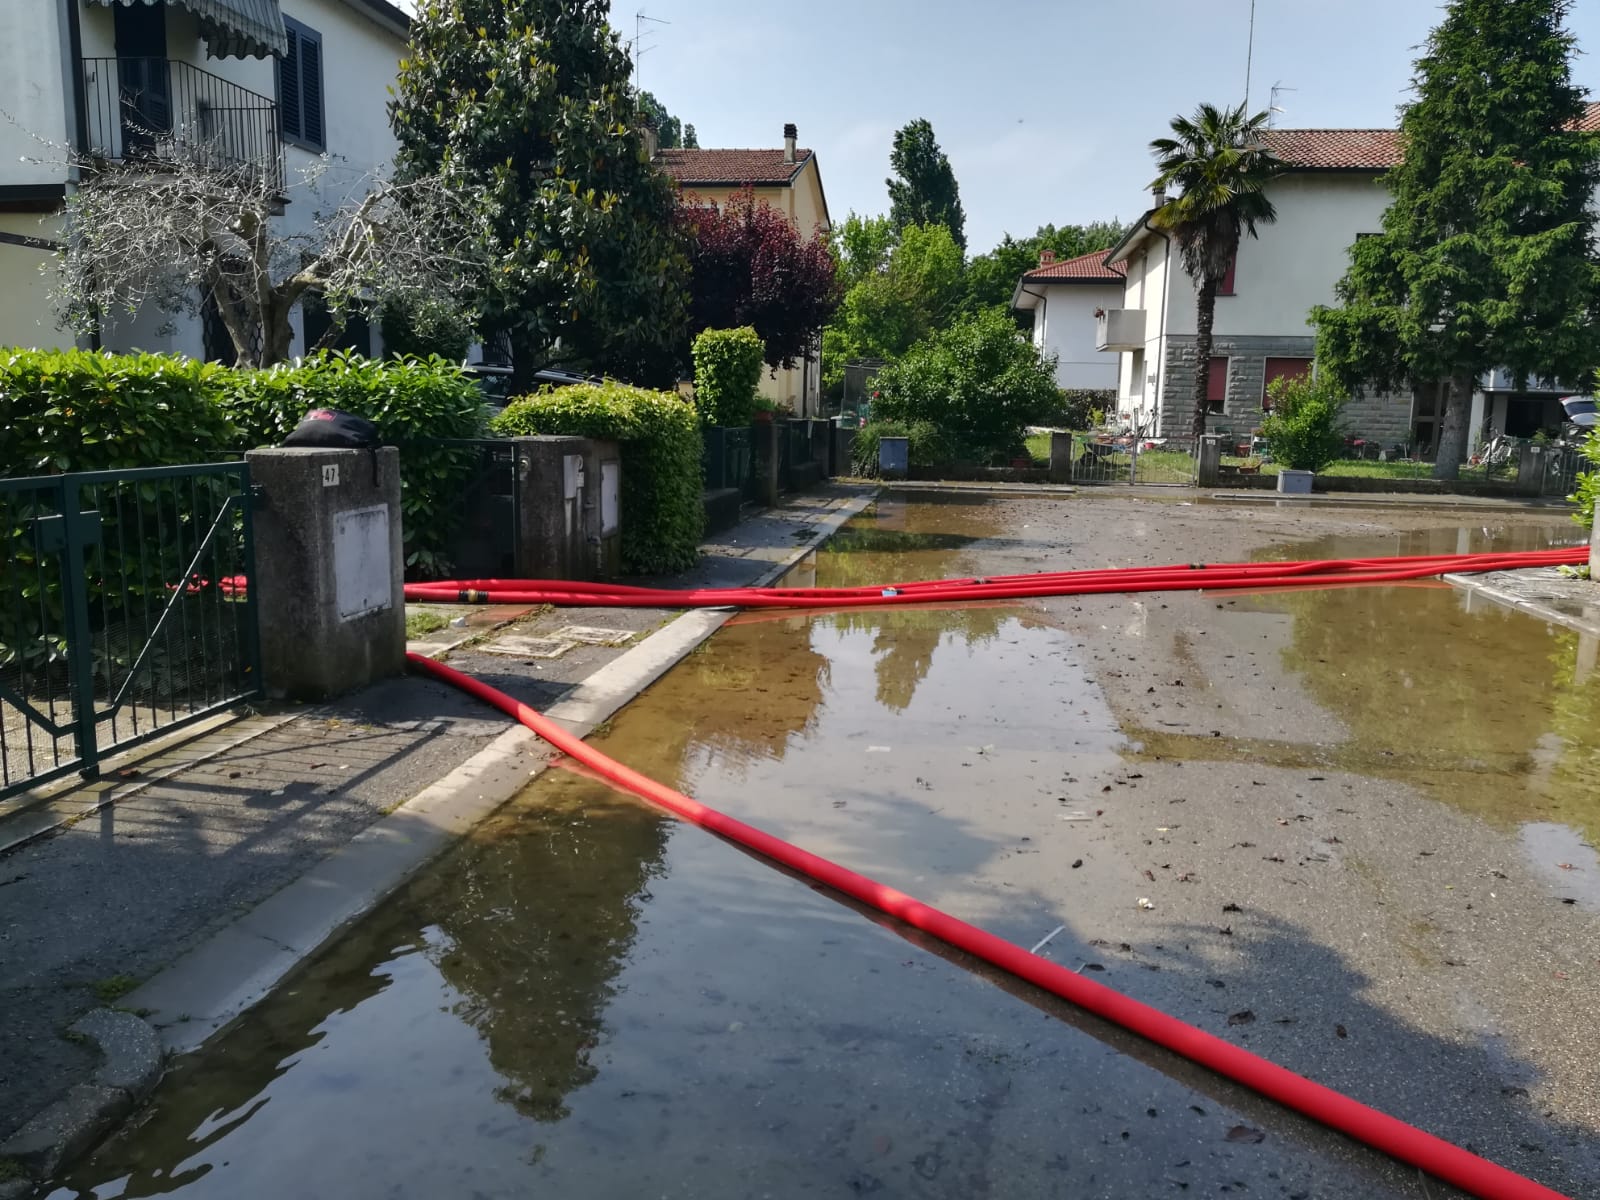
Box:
[681,186,840,370]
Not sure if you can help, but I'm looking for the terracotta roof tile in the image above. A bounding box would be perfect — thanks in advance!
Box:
[657,148,812,186]
[1022,250,1125,283]
[1262,101,1600,171]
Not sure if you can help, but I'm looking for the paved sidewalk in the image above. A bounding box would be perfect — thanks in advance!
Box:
[0,485,873,1159]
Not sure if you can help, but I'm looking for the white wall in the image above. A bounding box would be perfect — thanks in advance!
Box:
[1162,173,1390,339]
[1035,283,1120,391]
[70,0,405,358]
[0,0,71,188]
[0,215,73,347]
[1115,229,1169,434]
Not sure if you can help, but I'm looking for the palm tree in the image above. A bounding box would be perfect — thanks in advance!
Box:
[1150,103,1283,439]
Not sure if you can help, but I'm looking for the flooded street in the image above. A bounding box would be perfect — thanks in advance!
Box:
[52,494,1600,1200]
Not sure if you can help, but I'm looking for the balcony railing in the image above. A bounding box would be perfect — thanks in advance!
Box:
[80,57,283,193]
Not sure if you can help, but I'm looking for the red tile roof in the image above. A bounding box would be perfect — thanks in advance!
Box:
[1022,250,1125,283]
[1262,101,1600,171]
[657,148,813,186]
[1261,128,1402,170]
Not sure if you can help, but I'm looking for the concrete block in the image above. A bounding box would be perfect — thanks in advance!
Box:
[1049,432,1074,483]
[702,486,741,534]
[1590,519,1599,577]
[1277,469,1314,494]
[72,1009,163,1098]
[246,447,405,700]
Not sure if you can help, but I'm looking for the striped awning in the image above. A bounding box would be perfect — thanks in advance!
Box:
[88,0,288,59]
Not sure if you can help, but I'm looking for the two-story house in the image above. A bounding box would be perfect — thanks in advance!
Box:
[657,123,832,417]
[0,0,409,358]
[1010,249,1124,392]
[1097,108,1600,451]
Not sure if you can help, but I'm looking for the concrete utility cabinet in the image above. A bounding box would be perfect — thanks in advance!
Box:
[1196,435,1223,488]
[510,436,621,580]
[246,447,405,700]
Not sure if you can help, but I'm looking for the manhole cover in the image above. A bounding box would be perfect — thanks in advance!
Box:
[481,635,576,659]
[553,625,635,646]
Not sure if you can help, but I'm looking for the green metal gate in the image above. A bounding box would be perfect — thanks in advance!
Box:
[0,463,261,800]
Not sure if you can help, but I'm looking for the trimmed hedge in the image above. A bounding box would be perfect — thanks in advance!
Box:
[215,352,489,576]
[1,348,238,475]
[691,327,764,427]
[493,382,703,574]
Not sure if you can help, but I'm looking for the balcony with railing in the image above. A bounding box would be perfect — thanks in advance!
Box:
[80,57,283,193]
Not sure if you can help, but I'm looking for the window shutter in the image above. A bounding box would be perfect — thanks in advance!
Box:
[300,32,324,149]
[1207,356,1229,405]
[1217,254,1236,296]
[277,26,301,142]
[1262,357,1312,409]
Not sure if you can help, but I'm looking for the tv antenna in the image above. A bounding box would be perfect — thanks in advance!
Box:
[1244,0,1256,108]
[1268,81,1296,126]
[631,11,669,92]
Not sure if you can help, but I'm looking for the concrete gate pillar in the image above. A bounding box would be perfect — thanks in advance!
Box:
[245,447,405,700]
[1197,435,1223,487]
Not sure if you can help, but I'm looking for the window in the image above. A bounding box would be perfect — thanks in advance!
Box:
[1217,253,1236,296]
[1262,356,1313,409]
[277,16,325,150]
[1206,356,1229,413]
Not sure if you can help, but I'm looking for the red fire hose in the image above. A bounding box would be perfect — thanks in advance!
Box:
[405,547,1586,1198]
[404,547,1587,610]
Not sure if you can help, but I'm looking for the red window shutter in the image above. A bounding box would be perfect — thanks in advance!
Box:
[1207,356,1229,405]
[1217,254,1236,296]
[1262,357,1312,409]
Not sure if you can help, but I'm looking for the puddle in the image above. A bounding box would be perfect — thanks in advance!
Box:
[50,497,1459,1200]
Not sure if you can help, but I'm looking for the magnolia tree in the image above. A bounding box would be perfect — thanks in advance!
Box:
[680,187,840,371]
[55,148,479,367]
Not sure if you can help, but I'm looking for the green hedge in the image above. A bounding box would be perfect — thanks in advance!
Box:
[1,348,239,475]
[1573,430,1599,529]
[215,352,489,576]
[493,382,703,574]
[691,327,764,427]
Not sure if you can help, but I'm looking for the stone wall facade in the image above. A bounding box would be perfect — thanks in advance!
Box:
[1159,335,1411,446]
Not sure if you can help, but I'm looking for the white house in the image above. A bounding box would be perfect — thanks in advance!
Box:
[1010,249,1124,392]
[1099,109,1600,450]
[0,0,410,358]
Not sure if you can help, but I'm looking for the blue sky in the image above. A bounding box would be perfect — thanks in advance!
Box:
[622,0,1600,253]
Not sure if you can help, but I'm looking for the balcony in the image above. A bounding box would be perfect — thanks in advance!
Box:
[1095,308,1146,352]
[80,57,284,194]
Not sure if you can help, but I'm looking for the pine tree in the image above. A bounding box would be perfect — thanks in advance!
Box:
[886,119,967,253]
[392,0,690,387]
[1313,0,1600,479]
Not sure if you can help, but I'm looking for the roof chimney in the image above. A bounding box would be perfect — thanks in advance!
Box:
[783,122,797,164]
[1152,183,1168,207]
[641,117,659,160]
[1039,249,1056,266]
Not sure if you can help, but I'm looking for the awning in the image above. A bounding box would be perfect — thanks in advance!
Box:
[88,0,288,60]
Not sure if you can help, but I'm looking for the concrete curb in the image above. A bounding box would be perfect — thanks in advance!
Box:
[0,1010,163,1187]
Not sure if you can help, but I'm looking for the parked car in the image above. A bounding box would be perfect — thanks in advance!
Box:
[1560,395,1597,434]
[463,363,602,409]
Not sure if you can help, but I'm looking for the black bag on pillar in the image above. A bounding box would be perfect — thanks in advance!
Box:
[281,408,380,449]
[281,409,382,484]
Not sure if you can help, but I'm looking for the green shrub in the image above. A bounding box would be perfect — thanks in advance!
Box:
[1045,388,1116,431]
[493,382,704,574]
[0,348,238,476]
[691,327,765,427]
[1260,372,1348,473]
[849,420,953,476]
[870,308,1060,463]
[1572,429,1599,528]
[215,352,489,577]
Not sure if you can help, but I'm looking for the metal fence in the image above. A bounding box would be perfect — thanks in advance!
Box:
[427,439,524,580]
[1067,434,1197,485]
[702,426,753,494]
[80,56,284,193]
[1,464,261,799]
[1544,443,1588,499]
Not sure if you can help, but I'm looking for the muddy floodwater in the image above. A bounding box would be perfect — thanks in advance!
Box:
[51,494,1600,1200]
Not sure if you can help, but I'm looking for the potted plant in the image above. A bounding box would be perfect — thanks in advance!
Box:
[1260,372,1347,495]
